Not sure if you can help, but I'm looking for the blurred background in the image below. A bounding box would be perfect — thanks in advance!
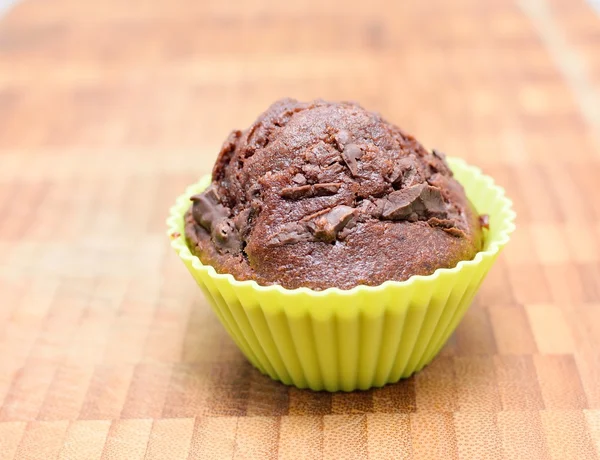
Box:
[1,0,598,159]
[1,1,600,459]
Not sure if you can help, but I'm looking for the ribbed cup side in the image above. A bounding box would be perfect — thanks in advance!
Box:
[192,255,493,391]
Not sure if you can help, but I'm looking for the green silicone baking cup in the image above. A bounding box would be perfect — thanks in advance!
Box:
[167,157,515,391]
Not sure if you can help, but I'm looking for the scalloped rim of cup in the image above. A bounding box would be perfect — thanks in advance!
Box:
[167,157,516,298]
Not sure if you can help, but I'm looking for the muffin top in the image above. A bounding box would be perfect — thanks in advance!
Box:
[185,98,483,290]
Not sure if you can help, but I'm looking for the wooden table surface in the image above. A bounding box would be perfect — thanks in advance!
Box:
[1,0,600,458]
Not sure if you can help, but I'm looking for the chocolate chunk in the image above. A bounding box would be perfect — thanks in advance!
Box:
[268,222,312,245]
[381,184,425,219]
[281,185,311,199]
[381,184,447,220]
[442,227,467,238]
[403,169,420,187]
[317,162,345,184]
[426,173,446,189]
[327,205,356,229]
[357,198,380,219]
[233,208,251,235]
[292,173,307,185]
[307,141,341,166]
[427,216,464,236]
[203,185,220,202]
[281,182,342,200]
[212,219,242,253]
[375,198,387,218]
[420,185,446,214]
[307,205,356,243]
[270,205,358,245]
[427,217,455,228]
[190,186,230,231]
[324,162,345,173]
[341,144,363,176]
[337,217,360,240]
[301,207,333,222]
[479,214,490,229]
[390,156,422,188]
[388,164,402,184]
[430,149,452,175]
[334,129,351,150]
[314,183,342,195]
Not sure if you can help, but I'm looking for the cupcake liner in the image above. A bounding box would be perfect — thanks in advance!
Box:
[167,157,516,391]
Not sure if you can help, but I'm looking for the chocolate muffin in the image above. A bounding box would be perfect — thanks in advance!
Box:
[185,99,484,290]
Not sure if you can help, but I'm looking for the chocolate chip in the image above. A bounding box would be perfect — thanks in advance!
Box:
[203,185,220,202]
[301,207,332,222]
[307,205,356,243]
[292,173,307,185]
[334,129,351,150]
[381,184,447,220]
[281,185,311,199]
[212,219,242,253]
[316,163,345,184]
[341,144,363,176]
[390,156,423,188]
[301,164,320,183]
[428,217,456,228]
[427,217,467,237]
[233,208,251,235]
[190,186,230,231]
[419,185,446,215]
[357,198,379,219]
[430,149,451,175]
[281,182,342,200]
[442,227,467,238]
[388,165,402,185]
[268,205,358,246]
[381,184,425,219]
[328,205,356,229]
[315,183,342,195]
[268,222,312,245]
[407,212,419,222]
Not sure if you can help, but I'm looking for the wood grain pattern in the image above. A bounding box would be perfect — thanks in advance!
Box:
[0,0,599,458]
